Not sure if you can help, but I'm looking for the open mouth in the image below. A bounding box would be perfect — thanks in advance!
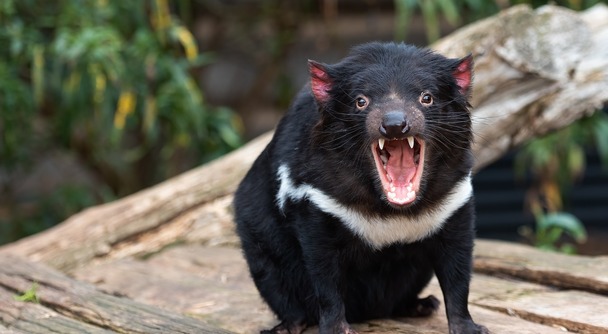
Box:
[372,136,425,206]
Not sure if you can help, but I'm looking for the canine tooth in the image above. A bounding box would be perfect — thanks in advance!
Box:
[378,138,385,150]
[407,136,414,149]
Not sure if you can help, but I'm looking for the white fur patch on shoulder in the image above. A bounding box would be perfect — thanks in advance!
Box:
[276,164,473,249]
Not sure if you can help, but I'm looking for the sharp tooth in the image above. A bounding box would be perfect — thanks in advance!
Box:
[407,136,414,149]
[378,138,385,150]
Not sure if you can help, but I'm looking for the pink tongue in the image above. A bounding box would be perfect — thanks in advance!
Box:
[385,141,416,197]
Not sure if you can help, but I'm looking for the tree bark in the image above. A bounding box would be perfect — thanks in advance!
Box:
[1,4,607,271]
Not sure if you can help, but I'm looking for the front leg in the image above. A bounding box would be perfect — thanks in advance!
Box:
[304,244,358,334]
[297,214,357,334]
[431,201,489,334]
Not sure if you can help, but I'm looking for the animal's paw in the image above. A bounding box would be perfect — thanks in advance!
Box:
[261,321,307,334]
[395,294,440,318]
[318,320,358,334]
[474,324,490,334]
[449,320,490,334]
[339,321,359,334]
[413,295,440,317]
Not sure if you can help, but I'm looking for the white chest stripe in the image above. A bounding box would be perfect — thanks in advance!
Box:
[276,164,473,249]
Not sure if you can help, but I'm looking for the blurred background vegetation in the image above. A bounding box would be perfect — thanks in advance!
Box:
[0,0,605,250]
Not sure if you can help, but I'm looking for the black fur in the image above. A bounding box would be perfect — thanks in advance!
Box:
[233,42,488,334]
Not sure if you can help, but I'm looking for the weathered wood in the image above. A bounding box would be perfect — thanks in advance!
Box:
[474,239,608,294]
[73,246,273,334]
[433,4,608,169]
[469,276,608,334]
[0,255,234,334]
[102,194,239,263]
[0,326,26,334]
[0,324,25,334]
[73,244,583,334]
[0,286,114,334]
[422,273,608,334]
[2,3,608,277]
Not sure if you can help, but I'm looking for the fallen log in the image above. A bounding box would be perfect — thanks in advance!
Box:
[1,4,607,271]
[0,255,234,334]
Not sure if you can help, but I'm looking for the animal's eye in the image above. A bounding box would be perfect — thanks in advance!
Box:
[420,93,433,105]
[355,95,369,109]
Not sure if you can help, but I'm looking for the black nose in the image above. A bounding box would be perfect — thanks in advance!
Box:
[379,111,409,139]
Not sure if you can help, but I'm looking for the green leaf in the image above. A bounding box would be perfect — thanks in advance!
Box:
[420,0,440,42]
[559,243,577,255]
[464,0,483,10]
[538,212,587,243]
[14,283,39,303]
[592,112,608,168]
[436,0,461,26]
[394,0,415,41]
[543,227,564,245]
[567,143,585,180]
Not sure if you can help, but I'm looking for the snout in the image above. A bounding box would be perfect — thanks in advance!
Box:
[379,111,410,139]
[365,98,425,141]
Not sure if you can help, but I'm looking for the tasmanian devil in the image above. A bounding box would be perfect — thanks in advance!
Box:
[233,42,488,334]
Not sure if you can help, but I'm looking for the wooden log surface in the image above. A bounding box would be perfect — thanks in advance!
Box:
[0,255,234,334]
[1,4,608,272]
[5,240,607,333]
[69,242,608,333]
[474,239,608,294]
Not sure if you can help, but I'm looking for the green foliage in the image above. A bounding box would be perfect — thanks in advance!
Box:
[395,0,498,42]
[519,212,587,254]
[515,111,608,253]
[516,111,608,195]
[14,283,40,304]
[1,0,242,181]
[0,0,242,243]
[0,61,35,169]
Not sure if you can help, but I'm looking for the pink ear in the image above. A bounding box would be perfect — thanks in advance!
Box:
[453,55,473,95]
[308,60,332,103]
